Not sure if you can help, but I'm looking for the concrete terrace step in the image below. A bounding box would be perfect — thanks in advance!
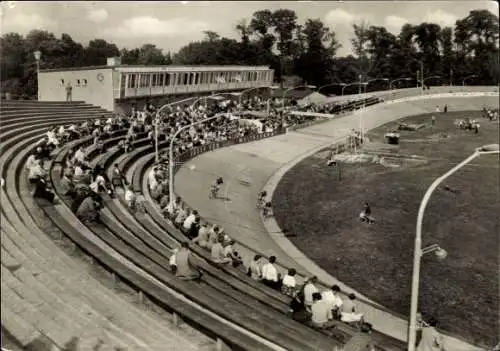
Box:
[1,100,86,106]
[1,112,114,127]
[1,107,111,116]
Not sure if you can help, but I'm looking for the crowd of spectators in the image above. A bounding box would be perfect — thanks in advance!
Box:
[24,92,388,346]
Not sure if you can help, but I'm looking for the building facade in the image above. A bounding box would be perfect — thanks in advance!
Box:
[38,61,274,112]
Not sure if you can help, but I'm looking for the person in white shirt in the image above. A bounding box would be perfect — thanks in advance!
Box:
[340,293,364,326]
[281,268,298,296]
[28,159,45,182]
[125,185,136,209]
[73,147,85,164]
[261,256,280,290]
[303,276,319,309]
[183,210,198,231]
[148,167,158,191]
[90,173,108,194]
[26,153,37,170]
[169,248,178,274]
[311,292,337,329]
[211,240,232,264]
[321,285,344,319]
[248,254,263,280]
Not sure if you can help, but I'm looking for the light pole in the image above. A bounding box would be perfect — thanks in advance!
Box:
[317,82,346,95]
[168,113,227,206]
[421,75,441,89]
[341,82,365,96]
[34,50,41,100]
[282,85,316,109]
[407,143,500,351]
[389,77,413,100]
[462,75,478,87]
[154,96,205,162]
[363,78,389,93]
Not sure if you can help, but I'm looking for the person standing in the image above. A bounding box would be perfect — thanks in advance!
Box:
[66,82,73,102]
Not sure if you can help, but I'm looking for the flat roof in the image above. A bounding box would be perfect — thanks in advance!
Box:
[40,64,271,73]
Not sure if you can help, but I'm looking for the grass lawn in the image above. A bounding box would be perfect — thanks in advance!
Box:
[273,110,499,346]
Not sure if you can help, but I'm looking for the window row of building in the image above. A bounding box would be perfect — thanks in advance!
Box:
[125,70,272,89]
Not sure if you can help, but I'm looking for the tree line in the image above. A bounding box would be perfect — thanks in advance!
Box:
[1,8,498,98]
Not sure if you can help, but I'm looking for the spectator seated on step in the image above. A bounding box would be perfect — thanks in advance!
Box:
[206,225,222,251]
[281,268,298,297]
[76,195,101,224]
[321,285,344,320]
[72,161,91,185]
[28,158,56,203]
[93,134,105,154]
[223,238,243,268]
[90,169,111,196]
[211,237,232,265]
[186,217,201,240]
[183,209,199,232]
[164,196,182,218]
[192,223,210,249]
[174,206,188,227]
[343,322,375,351]
[290,289,311,323]
[175,242,202,281]
[340,293,364,327]
[262,255,281,290]
[60,168,76,198]
[72,146,86,165]
[303,276,320,311]
[111,163,125,188]
[125,185,136,209]
[248,254,263,281]
[46,127,61,148]
[169,248,178,274]
[311,292,338,329]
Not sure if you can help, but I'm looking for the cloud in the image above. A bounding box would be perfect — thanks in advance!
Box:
[86,8,109,23]
[1,12,57,34]
[324,9,355,27]
[108,16,209,38]
[425,9,457,27]
[384,15,409,32]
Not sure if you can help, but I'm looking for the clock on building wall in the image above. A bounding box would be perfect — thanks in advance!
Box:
[97,73,104,82]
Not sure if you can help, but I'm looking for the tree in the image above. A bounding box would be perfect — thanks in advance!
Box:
[0,33,27,81]
[350,21,373,78]
[294,19,340,86]
[439,27,454,83]
[413,23,442,76]
[365,26,397,80]
[137,44,165,65]
[84,39,120,66]
[203,31,220,42]
[271,9,298,81]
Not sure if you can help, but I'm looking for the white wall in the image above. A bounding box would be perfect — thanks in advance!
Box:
[38,68,115,111]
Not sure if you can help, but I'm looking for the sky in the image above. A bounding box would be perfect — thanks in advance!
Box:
[1,1,498,57]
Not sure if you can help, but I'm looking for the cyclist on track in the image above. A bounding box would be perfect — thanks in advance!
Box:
[209,176,224,198]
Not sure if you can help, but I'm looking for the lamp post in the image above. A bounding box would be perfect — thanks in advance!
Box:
[154,96,206,162]
[363,78,389,93]
[341,82,365,96]
[421,75,441,89]
[462,75,478,87]
[317,82,346,95]
[34,50,41,100]
[389,77,413,100]
[168,113,227,206]
[407,143,500,351]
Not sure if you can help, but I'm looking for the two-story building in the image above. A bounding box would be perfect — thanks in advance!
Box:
[38,57,275,112]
